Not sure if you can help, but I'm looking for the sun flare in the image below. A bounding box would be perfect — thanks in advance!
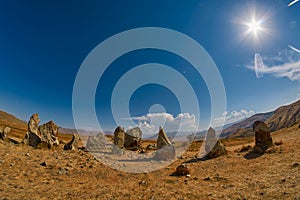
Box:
[246,19,262,35]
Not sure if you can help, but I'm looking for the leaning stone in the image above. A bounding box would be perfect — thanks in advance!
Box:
[156,127,172,150]
[64,134,80,150]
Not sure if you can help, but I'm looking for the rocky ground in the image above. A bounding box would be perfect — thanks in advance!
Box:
[0,124,299,200]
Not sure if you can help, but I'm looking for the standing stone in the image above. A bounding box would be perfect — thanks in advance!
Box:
[24,114,42,147]
[253,121,273,154]
[205,127,227,159]
[156,127,172,150]
[64,134,80,150]
[113,126,125,149]
[124,127,142,151]
[86,133,107,152]
[153,127,175,161]
[153,144,176,161]
[38,121,59,148]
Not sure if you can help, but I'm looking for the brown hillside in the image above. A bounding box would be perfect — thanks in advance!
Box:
[225,99,300,138]
[267,99,300,132]
[0,110,27,139]
[0,120,299,199]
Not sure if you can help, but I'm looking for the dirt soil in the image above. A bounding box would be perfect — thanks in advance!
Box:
[0,124,299,200]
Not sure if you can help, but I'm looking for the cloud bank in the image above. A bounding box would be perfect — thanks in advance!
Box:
[211,109,255,128]
[124,112,198,136]
[246,48,300,81]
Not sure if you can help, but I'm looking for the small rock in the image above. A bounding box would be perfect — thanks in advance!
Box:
[274,140,283,146]
[40,161,47,167]
[204,177,210,181]
[175,164,190,176]
[25,153,30,157]
[292,163,299,168]
[186,174,191,178]
[9,163,14,167]
[139,180,147,186]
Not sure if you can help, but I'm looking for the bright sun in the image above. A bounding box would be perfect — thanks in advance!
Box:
[236,8,270,43]
[246,19,262,35]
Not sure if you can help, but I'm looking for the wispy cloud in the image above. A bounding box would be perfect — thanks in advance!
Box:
[246,49,300,81]
[123,112,198,136]
[211,109,255,128]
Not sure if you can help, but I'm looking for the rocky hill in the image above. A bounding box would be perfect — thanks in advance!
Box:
[267,99,300,132]
[221,112,273,138]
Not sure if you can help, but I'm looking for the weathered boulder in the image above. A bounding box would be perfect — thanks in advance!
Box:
[205,127,227,159]
[253,121,273,154]
[0,126,10,140]
[64,134,80,150]
[24,114,42,147]
[86,133,107,152]
[38,121,59,148]
[153,144,176,161]
[124,127,142,151]
[157,127,172,150]
[113,126,125,149]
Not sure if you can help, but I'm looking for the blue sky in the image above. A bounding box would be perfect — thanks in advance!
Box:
[0,0,299,134]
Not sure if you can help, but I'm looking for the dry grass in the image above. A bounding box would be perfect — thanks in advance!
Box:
[0,123,299,199]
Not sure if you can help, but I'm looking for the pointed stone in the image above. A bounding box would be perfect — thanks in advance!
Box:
[156,127,171,150]
[154,127,175,161]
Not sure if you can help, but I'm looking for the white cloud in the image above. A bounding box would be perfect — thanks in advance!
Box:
[246,49,300,81]
[123,112,198,136]
[211,109,255,128]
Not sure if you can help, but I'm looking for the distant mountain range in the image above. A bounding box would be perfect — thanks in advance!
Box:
[222,99,300,138]
[1,99,300,139]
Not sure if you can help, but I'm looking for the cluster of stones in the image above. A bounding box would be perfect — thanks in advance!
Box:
[23,114,59,148]
[23,114,80,150]
[113,126,142,151]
